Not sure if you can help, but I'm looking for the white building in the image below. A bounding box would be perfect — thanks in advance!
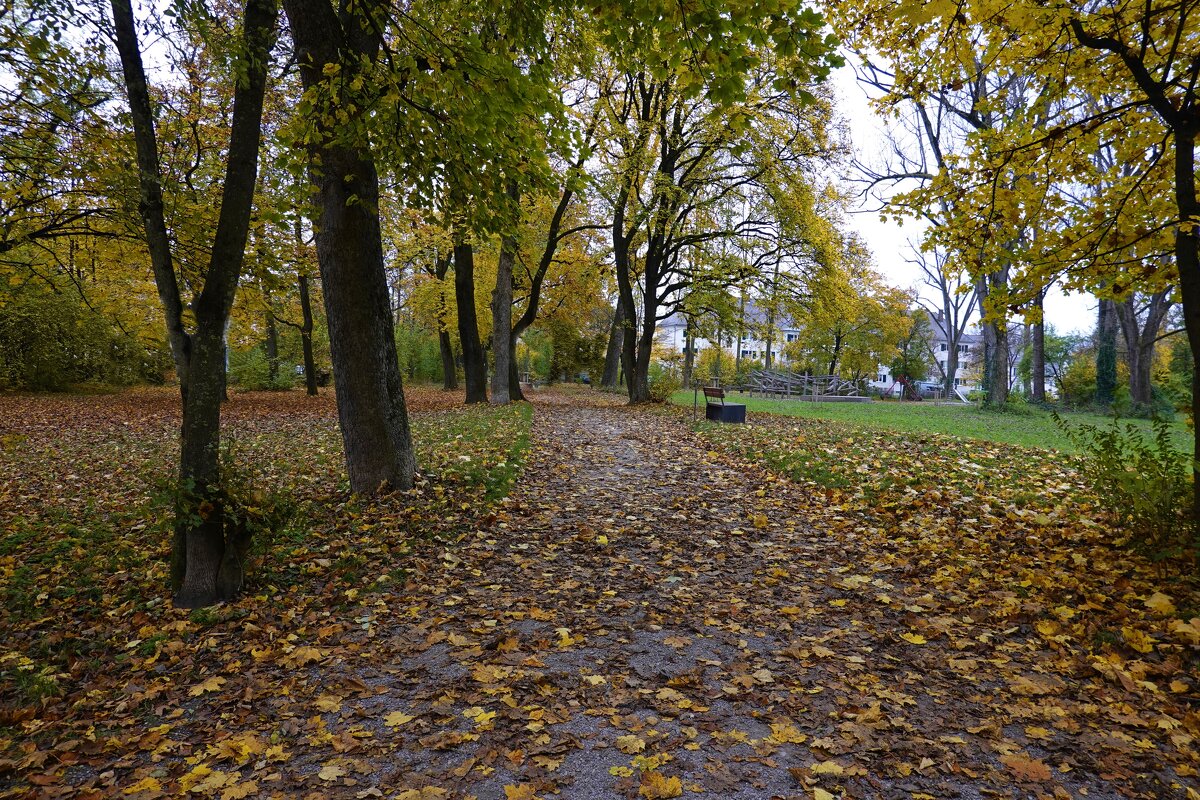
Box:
[659,308,981,397]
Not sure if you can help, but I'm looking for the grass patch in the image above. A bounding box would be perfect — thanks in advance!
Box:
[671,389,1193,455]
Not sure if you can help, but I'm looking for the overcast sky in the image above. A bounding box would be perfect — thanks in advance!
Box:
[830,67,1097,337]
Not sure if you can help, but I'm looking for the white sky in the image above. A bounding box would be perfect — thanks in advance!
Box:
[830,66,1097,337]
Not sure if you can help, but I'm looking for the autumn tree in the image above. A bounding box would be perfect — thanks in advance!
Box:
[110,0,278,606]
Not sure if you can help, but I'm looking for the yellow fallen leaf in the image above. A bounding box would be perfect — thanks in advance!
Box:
[123,777,163,794]
[811,760,844,776]
[315,695,342,712]
[384,711,416,727]
[282,646,324,667]
[1144,592,1176,616]
[768,722,807,744]
[503,785,538,800]
[638,771,683,799]
[188,676,225,696]
[221,781,258,800]
[318,763,346,782]
[616,734,646,754]
[900,632,926,645]
[813,790,835,800]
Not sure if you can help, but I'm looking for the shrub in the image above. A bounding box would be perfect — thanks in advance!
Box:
[647,362,681,402]
[229,348,293,391]
[1056,414,1196,566]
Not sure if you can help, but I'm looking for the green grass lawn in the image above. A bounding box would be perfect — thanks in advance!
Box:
[670,389,1194,455]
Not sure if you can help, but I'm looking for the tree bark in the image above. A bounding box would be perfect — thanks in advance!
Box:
[1031,289,1046,403]
[1171,130,1200,523]
[601,298,624,388]
[453,238,488,403]
[264,291,279,384]
[112,0,278,607]
[1096,297,1118,408]
[285,0,416,495]
[1115,289,1173,410]
[297,274,318,396]
[490,230,517,404]
[682,329,695,388]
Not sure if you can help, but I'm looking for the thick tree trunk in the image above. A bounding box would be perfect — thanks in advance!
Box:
[454,240,488,403]
[682,331,695,388]
[113,0,276,608]
[507,351,525,401]
[285,0,416,495]
[439,331,457,390]
[1032,290,1046,403]
[1115,290,1173,410]
[1171,130,1200,525]
[298,274,318,396]
[1096,298,1118,408]
[264,298,279,384]
[490,231,516,404]
[601,298,624,388]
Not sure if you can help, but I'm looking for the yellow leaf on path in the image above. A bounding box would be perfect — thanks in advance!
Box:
[768,722,806,744]
[811,760,844,776]
[829,599,848,607]
[1144,592,1176,616]
[318,763,346,782]
[1000,754,1052,782]
[1122,626,1155,654]
[315,695,342,712]
[752,514,768,529]
[282,646,325,667]
[395,789,449,800]
[123,777,163,794]
[616,734,646,754]
[900,632,927,645]
[503,785,538,800]
[813,790,835,800]
[188,676,225,696]
[638,771,683,799]
[384,711,416,727]
[221,781,258,800]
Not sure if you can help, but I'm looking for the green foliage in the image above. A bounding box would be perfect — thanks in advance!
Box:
[695,346,737,385]
[647,362,682,402]
[0,289,168,390]
[228,347,294,391]
[395,323,444,383]
[1060,351,1098,409]
[889,310,931,385]
[1056,415,1196,565]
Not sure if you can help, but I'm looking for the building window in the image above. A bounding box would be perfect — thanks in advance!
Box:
[741,350,753,358]
[940,343,947,351]
[958,344,969,354]
[877,373,886,383]
[786,333,797,342]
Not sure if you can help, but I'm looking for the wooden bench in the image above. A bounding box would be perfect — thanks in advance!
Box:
[703,386,746,423]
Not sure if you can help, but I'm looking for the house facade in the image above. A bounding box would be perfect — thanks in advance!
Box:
[866,310,981,397]
[658,308,981,397]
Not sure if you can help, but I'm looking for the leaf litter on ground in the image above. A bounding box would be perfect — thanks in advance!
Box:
[0,388,1196,799]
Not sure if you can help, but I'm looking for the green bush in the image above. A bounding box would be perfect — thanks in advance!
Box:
[647,362,681,402]
[0,289,166,390]
[1056,414,1196,565]
[228,348,293,391]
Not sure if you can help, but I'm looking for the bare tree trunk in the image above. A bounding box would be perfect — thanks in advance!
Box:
[1096,298,1117,408]
[490,231,516,404]
[1115,290,1173,410]
[453,239,488,403]
[1032,289,1046,403]
[285,0,416,495]
[298,274,318,396]
[601,298,624,388]
[682,330,695,388]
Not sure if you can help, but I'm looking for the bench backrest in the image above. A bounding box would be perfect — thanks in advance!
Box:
[702,387,725,404]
